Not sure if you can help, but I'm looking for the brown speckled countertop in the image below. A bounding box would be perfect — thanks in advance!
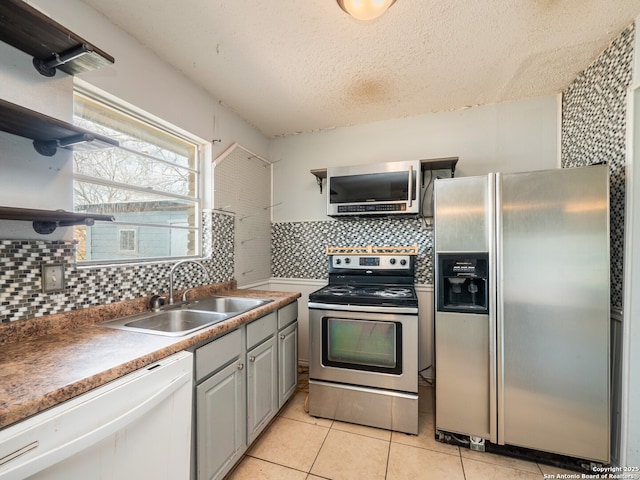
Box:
[0,281,301,430]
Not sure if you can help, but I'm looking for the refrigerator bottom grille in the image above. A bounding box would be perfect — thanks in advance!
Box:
[434,429,608,474]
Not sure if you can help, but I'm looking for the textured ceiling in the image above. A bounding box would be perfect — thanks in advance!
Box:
[79,0,640,138]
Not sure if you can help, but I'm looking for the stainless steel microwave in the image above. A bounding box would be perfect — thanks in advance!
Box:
[327,160,421,216]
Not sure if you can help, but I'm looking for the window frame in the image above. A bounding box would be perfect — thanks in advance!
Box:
[72,86,204,265]
[118,228,138,254]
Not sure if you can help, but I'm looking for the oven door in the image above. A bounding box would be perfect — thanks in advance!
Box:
[309,306,418,393]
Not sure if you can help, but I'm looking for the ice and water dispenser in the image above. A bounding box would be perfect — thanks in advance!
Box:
[437,253,489,314]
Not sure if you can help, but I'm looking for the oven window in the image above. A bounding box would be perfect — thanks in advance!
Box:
[322,317,402,374]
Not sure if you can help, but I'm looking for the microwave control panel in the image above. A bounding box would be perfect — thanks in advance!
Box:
[337,203,407,213]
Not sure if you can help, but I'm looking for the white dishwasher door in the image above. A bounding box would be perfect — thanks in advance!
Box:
[0,351,193,480]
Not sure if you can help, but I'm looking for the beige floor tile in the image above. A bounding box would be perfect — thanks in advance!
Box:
[460,448,541,474]
[227,456,307,480]
[463,457,545,480]
[419,385,434,413]
[248,417,329,472]
[387,442,465,480]
[306,476,328,480]
[310,429,389,480]
[279,391,334,427]
[391,411,460,456]
[331,419,392,441]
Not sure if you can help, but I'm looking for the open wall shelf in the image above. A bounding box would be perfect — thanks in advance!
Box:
[0,1,118,156]
[0,0,114,77]
[0,206,115,235]
[310,157,459,192]
[0,98,119,156]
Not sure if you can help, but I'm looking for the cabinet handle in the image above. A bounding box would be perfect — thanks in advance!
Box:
[237,363,244,370]
[249,355,256,363]
[280,334,286,340]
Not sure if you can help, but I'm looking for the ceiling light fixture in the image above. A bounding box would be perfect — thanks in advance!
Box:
[337,0,396,21]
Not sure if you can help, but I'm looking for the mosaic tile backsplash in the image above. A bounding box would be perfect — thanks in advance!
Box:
[272,218,434,284]
[0,211,234,323]
[561,22,634,309]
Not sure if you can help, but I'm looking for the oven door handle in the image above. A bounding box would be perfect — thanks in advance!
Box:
[308,302,418,315]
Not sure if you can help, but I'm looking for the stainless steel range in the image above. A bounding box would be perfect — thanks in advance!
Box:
[308,246,419,435]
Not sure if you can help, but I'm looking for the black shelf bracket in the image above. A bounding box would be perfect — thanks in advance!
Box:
[32,43,94,77]
[32,216,97,235]
[310,169,327,193]
[32,133,117,157]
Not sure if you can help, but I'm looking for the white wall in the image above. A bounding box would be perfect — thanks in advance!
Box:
[0,0,270,240]
[269,95,558,223]
[622,22,640,468]
[0,41,74,240]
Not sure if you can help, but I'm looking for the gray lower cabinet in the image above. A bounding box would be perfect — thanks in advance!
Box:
[194,329,245,480]
[196,360,245,480]
[193,301,298,480]
[277,301,298,408]
[278,321,298,408]
[246,335,278,444]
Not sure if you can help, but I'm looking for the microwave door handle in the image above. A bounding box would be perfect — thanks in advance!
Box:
[407,165,414,207]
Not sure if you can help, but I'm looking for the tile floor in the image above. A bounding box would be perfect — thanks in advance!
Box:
[227,376,582,480]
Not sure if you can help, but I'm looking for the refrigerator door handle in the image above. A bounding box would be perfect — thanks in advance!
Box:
[494,172,505,445]
[488,173,498,445]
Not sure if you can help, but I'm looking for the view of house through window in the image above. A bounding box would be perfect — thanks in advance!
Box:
[73,90,201,262]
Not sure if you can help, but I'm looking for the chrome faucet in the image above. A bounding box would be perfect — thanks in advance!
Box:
[168,260,211,305]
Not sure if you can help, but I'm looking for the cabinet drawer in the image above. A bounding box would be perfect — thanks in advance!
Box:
[246,312,276,349]
[277,301,298,330]
[195,329,241,382]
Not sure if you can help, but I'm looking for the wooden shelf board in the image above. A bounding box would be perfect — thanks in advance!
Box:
[326,245,419,255]
[0,0,114,75]
[311,157,459,183]
[420,157,458,172]
[310,168,327,180]
[0,98,118,147]
[0,206,114,224]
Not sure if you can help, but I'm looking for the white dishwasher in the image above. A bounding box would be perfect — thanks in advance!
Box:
[0,351,193,480]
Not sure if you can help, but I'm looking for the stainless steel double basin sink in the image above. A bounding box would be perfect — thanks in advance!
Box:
[102,296,272,336]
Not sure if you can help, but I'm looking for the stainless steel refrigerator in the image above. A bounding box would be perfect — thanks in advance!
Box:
[433,165,610,463]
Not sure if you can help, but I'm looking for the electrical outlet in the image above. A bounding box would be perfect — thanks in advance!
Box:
[41,264,65,293]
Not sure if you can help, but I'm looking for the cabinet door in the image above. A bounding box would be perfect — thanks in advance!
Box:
[278,321,298,408]
[196,360,245,480]
[246,336,278,444]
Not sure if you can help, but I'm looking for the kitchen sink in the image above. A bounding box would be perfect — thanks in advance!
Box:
[101,295,272,336]
[186,296,271,314]
[102,309,229,337]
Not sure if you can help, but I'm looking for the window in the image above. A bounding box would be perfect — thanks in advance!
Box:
[118,229,137,253]
[72,90,201,263]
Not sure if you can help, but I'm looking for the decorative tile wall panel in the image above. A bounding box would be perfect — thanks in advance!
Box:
[272,218,434,284]
[0,211,234,323]
[561,23,634,308]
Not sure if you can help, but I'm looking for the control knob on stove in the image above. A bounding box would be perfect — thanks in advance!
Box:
[335,258,341,265]
[400,259,407,266]
[389,258,396,265]
[344,257,351,264]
